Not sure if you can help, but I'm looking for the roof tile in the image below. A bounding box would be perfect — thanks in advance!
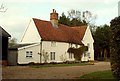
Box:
[33,18,87,45]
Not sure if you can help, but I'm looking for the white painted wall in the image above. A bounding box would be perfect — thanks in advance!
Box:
[18,44,41,64]
[18,38,94,64]
[81,26,94,61]
[41,41,75,63]
[20,19,41,44]
[17,42,76,64]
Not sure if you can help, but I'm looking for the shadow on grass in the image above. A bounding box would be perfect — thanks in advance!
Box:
[80,70,117,80]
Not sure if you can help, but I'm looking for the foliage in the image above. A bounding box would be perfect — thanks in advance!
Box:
[42,49,49,63]
[80,70,115,79]
[58,9,96,28]
[8,38,17,48]
[58,12,71,26]
[67,46,88,61]
[31,62,88,68]
[60,54,67,62]
[93,24,111,60]
[110,16,120,79]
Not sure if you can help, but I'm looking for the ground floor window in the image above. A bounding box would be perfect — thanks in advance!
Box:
[26,51,32,58]
[84,53,87,57]
[50,52,55,60]
[69,53,73,59]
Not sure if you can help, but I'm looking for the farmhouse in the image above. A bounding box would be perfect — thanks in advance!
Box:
[17,9,94,64]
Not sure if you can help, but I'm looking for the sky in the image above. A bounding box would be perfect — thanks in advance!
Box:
[0,0,119,42]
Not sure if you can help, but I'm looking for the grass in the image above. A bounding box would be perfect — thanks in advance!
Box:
[80,70,115,79]
[30,62,90,68]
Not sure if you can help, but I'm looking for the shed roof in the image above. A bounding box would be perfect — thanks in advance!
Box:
[0,26,11,37]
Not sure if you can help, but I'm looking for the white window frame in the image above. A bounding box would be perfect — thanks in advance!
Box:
[51,41,56,47]
[50,52,55,60]
[26,51,33,58]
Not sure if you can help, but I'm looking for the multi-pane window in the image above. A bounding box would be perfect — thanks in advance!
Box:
[87,43,90,48]
[69,53,73,59]
[50,52,55,60]
[51,41,56,47]
[26,51,32,58]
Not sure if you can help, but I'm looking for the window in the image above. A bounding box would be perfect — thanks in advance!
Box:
[69,53,73,59]
[51,41,56,47]
[75,44,78,48]
[50,52,55,60]
[84,53,87,57]
[69,43,72,47]
[87,43,90,48]
[26,51,32,58]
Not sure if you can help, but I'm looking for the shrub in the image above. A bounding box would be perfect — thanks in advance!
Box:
[110,16,120,79]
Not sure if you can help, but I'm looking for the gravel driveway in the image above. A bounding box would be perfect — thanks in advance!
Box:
[2,62,111,79]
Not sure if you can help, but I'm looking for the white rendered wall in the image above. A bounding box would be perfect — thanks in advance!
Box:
[18,44,41,64]
[41,41,75,63]
[20,19,41,44]
[81,26,94,61]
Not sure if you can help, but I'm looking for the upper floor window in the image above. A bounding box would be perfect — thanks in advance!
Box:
[26,51,32,58]
[75,44,78,48]
[51,41,56,47]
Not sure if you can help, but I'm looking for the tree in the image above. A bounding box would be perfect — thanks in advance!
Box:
[0,4,7,13]
[8,38,17,48]
[58,12,70,26]
[93,24,111,60]
[67,46,88,61]
[110,16,120,79]
[68,9,87,26]
[58,9,96,29]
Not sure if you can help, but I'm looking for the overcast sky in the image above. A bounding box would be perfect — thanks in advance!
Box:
[0,0,119,42]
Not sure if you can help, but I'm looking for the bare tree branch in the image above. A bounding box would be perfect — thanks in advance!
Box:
[0,4,7,13]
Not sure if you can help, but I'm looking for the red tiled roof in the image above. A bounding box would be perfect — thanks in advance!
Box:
[33,18,87,45]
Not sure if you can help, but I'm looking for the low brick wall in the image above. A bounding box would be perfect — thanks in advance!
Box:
[0,60,8,66]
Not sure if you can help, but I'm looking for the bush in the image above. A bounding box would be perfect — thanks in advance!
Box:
[97,57,105,61]
[110,16,120,79]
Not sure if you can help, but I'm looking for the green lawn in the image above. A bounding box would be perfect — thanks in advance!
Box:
[80,70,115,79]
[31,63,89,68]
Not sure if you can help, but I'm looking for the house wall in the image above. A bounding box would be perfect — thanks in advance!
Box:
[41,41,75,63]
[20,19,41,44]
[17,42,80,64]
[81,26,94,61]
[18,44,40,64]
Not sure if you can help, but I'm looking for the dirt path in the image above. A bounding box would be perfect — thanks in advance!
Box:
[2,62,111,79]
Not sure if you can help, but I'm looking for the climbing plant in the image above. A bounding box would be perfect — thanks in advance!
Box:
[42,49,49,63]
[67,46,88,61]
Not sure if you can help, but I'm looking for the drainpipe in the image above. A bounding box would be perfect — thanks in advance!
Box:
[40,41,42,63]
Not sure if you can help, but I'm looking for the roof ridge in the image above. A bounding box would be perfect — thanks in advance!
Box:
[32,18,87,45]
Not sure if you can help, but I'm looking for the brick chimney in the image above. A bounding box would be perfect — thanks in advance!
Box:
[50,9,58,28]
